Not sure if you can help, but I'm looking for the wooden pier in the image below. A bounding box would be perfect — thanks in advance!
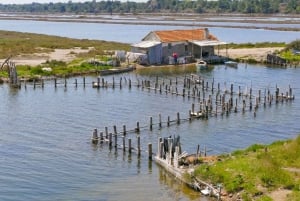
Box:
[154,136,222,199]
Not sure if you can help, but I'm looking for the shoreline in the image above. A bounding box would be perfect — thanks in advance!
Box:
[0,12,300,32]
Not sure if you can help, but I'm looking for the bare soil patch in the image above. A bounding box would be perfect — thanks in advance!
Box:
[1,47,93,66]
[218,47,284,61]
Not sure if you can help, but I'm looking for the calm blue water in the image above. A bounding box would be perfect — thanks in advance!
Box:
[0,63,299,201]
[0,17,299,200]
[0,19,299,44]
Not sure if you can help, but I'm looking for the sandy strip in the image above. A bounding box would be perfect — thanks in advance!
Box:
[1,47,93,66]
[218,47,284,61]
[1,47,283,66]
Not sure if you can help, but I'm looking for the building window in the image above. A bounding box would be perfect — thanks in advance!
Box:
[185,45,188,52]
[168,43,172,49]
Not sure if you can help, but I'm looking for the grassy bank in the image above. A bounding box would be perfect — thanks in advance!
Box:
[0,30,130,79]
[0,30,129,58]
[222,42,286,49]
[194,135,300,200]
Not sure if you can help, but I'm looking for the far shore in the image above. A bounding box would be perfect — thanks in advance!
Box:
[0,12,300,32]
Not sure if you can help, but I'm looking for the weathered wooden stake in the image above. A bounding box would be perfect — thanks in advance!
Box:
[148,143,152,160]
[136,121,140,133]
[54,78,57,88]
[159,114,162,128]
[167,116,170,126]
[92,128,98,144]
[177,112,180,124]
[128,138,132,154]
[64,78,67,88]
[114,134,117,148]
[123,124,126,136]
[109,133,112,147]
[100,132,104,143]
[137,135,141,155]
[105,126,108,137]
[150,116,153,131]
[113,125,117,135]
[123,136,126,151]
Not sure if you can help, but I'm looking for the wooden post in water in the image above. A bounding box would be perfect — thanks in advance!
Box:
[192,103,195,114]
[97,77,100,88]
[92,128,98,144]
[105,126,108,138]
[113,125,117,135]
[64,77,67,88]
[137,135,141,156]
[120,77,122,89]
[33,79,36,89]
[83,77,86,88]
[75,79,78,88]
[148,143,152,160]
[129,79,131,89]
[100,132,104,144]
[177,112,180,124]
[157,137,162,158]
[114,133,117,148]
[109,133,112,147]
[150,116,153,131]
[112,77,115,89]
[167,116,170,127]
[136,121,140,133]
[54,78,57,88]
[123,125,126,136]
[159,114,162,128]
[123,136,126,151]
[128,138,132,154]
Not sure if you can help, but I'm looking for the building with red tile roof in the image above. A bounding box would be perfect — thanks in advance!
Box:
[131,28,226,65]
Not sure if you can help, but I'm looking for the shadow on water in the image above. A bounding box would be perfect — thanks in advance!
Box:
[136,64,197,76]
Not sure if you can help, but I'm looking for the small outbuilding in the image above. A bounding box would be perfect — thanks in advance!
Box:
[130,28,226,65]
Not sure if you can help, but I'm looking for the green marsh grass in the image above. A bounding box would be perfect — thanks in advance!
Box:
[194,135,300,200]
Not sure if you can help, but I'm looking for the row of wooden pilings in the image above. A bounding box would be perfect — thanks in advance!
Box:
[91,128,153,160]
[21,75,295,119]
[19,75,295,108]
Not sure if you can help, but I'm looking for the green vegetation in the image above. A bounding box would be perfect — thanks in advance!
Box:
[223,42,286,49]
[0,30,129,59]
[0,30,130,79]
[194,135,300,200]
[280,40,300,63]
[0,0,299,14]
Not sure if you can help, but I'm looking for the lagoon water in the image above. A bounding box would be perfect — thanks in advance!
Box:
[1,64,300,201]
[0,19,300,200]
[0,19,299,44]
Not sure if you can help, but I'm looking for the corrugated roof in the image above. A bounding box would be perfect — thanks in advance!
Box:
[132,41,161,48]
[154,28,218,43]
[191,40,227,47]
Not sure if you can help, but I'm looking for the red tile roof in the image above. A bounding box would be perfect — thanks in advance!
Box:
[154,28,217,42]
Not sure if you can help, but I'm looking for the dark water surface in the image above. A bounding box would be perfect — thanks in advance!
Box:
[0,64,299,201]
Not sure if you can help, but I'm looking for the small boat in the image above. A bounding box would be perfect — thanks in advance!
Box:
[224,61,238,68]
[196,59,207,70]
[201,186,212,196]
